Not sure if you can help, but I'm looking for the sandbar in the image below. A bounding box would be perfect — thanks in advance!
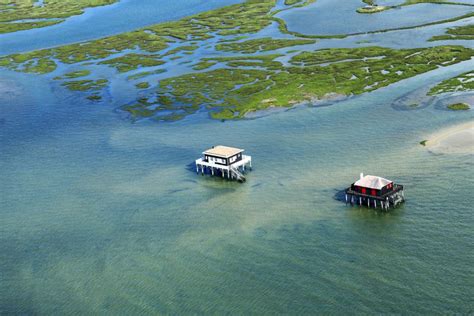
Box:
[425,121,474,154]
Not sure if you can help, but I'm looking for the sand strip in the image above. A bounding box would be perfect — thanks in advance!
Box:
[425,121,474,154]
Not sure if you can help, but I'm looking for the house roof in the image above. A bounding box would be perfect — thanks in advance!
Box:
[204,145,244,158]
[355,175,392,190]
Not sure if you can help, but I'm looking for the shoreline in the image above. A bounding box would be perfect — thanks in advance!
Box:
[243,92,348,119]
[424,120,474,154]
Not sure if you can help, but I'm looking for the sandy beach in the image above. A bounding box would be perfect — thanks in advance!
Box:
[425,120,474,154]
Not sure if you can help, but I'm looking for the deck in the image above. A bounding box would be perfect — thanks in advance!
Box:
[195,155,252,171]
[345,184,405,210]
[195,155,252,181]
[345,184,404,201]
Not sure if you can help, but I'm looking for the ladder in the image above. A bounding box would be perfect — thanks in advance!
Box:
[230,165,246,182]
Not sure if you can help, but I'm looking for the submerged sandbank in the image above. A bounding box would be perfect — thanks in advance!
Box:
[425,121,474,154]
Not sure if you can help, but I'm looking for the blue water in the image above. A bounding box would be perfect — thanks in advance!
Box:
[278,0,474,36]
[1,0,474,314]
[0,0,243,55]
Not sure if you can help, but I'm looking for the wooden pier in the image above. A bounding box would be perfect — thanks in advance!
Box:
[195,145,252,182]
[345,173,405,211]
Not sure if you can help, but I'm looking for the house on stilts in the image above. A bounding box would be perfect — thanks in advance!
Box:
[345,173,405,210]
[195,145,252,182]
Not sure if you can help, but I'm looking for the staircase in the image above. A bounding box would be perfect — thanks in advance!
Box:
[230,166,246,182]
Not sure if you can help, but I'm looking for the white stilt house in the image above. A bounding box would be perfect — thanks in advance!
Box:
[195,145,252,182]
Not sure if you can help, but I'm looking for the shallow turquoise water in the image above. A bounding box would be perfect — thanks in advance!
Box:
[1,56,473,313]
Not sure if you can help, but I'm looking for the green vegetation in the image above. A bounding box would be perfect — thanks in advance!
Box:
[3,0,474,123]
[281,0,315,7]
[162,45,199,57]
[193,61,217,70]
[198,54,283,70]
[356,5,390,13]
[447,102,470,110]
[357,0,392,13]
[123,45,474,120]
[0,0,117,34]
[217,36,249,43]
[135,82,150,89]
[122,93,191,120]
[127,69,166,81]
[430,24,474,41]
[284,0,303,4]
[2,0,472,76]
[98,54,165,73]
[87,94,102,101]
[0,0,277,74]
[428,71,474,95]
[54,70,91,80]
[19,57,57,74]
[216,37,316,53]
[0,19,63,33]
[61,79,108,91]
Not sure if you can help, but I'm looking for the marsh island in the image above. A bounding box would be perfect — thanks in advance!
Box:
[1,0,474,121]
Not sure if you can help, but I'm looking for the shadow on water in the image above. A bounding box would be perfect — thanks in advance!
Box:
[185,161,198,173]
[333,188,348,203]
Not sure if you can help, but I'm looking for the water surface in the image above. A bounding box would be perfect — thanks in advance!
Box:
[1,58,473,313]
[0,0,243,55]
[278,0,474,36]
[1,1,473,313]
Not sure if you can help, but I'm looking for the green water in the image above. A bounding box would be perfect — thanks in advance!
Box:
[1,60,473,313]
